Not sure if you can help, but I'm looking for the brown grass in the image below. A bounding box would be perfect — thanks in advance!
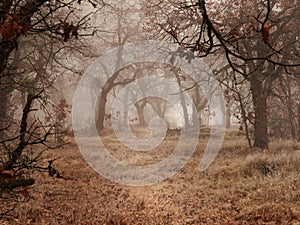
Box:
[1,129,299,224]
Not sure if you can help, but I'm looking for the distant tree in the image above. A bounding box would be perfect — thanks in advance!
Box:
[269,73,300,140]
[94,2,143,130]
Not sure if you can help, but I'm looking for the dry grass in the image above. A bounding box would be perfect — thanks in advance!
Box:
[1,129,299,224]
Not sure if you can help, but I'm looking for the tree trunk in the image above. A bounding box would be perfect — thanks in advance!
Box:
[226,100,233,129]
[287,100,296,140]
[96,89,109,131]
[0,41,15,77]
[0,89,10,138]
[179,92,190,129]
[135,100,147,127]
[191,104,199,128]
[174,72,190,129]
[237,90,252,148]
[251,78,268,149]
[5,93,39,170]
[297,103,300,142]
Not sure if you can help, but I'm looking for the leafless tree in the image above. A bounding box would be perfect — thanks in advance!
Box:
[0,0,106,218]
[143,0,300,149]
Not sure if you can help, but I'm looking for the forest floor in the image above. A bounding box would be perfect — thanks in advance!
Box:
[1,129,300,224]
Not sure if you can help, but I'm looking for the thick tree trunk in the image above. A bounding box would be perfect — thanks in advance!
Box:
[135,101,147,127]
[95,66,137,131]
[251,79,268,149]
[96,89,108,131]
[192,84,207,127]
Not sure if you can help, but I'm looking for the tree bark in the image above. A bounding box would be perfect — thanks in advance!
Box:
[96,72,137,131]
[237,90,252,148]
[0,89,10,138]
[135,100,147,127]
[97,89,109,131]
[250,78,268,149]
[174,72,190,129]
[225,100,233,129]
[4,93,39,170]
[297,103,300,142]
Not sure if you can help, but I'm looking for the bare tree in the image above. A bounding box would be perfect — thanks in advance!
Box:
[269,73,300,140]
[0,0,106,218]
[94,2,143,130]
[143,0,300,149]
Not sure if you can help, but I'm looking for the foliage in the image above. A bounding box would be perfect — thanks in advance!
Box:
[0,13,30,40]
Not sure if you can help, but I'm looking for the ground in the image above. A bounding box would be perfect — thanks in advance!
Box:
[1,129,300,224]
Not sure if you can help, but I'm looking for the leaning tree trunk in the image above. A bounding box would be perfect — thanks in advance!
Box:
[250,78,268,149]
[96,70,121,131]
[5,93,39,169]
[237,90,252,148]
